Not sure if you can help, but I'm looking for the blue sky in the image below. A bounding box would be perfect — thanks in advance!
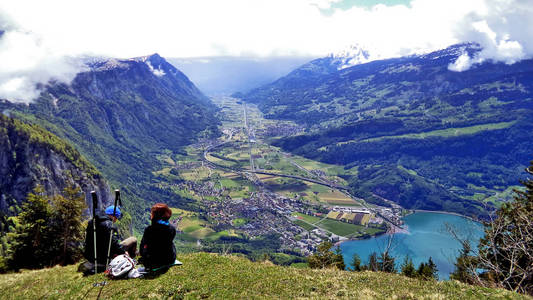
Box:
[332,0,412,9]
[318,0,412,16]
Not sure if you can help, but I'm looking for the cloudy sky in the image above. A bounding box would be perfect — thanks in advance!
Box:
[1,0,533,102]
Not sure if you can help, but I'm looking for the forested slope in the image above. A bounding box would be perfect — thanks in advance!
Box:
[0,54,220,230]
[240,44,533,216]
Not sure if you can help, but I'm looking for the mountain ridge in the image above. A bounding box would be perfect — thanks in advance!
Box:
[0,53,220,231]
[238,43,533,216]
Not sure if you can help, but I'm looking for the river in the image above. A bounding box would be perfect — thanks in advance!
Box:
[339,212,484,279]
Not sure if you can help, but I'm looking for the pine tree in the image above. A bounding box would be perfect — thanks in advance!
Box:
[476,162,533,295]
[450,241,478,284]
[308,242,345,270]
[333,246,345,270]
[350,253,362,272]
[308,241,333,269]
[378,251,396,273]
[400,256,416,278]
[51,185,86,265]
[417,257,438,280]
[427,257,438,280]
[7,186,55,270]
[367,252,379,272]
[6,185,87,270]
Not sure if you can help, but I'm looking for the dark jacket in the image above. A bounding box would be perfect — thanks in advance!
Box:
[140,220,176,269]
[84,211,125,264]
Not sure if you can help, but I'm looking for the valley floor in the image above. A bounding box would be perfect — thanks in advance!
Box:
[155,96,398,256]
[0,253,527,300]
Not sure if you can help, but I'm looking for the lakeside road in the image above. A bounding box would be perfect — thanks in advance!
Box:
[411,209,480,223]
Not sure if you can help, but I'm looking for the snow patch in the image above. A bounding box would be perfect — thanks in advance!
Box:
[146,61,166,77]
[329,44,378,70]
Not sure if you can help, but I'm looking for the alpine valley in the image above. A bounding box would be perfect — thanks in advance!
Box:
[0,43,532,273]
[239,43,533,217]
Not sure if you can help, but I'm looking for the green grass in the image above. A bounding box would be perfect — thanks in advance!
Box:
[205,230,240,241]
[290,262,309,268]
[398,165,418,176]
[337,121,517,146]
[292,212,321,224]
[0,253,526,299]
[293,219,316,231]
[484,185,523,206]
[232,218,248,227]
[219,179,240,188]
[309,183,331,193]
[183,224,202,233]
[318,219,368,237]
[229,188,249,199]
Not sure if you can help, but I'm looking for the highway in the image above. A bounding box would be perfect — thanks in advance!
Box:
[202,141,349,191]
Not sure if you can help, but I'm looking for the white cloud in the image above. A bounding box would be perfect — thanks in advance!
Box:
[450,0,533,70]
[0,0,532,102]
[449,52,475,72]
[0,25,85,103]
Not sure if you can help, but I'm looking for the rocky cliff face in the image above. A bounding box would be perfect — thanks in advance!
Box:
[0,115,110,216]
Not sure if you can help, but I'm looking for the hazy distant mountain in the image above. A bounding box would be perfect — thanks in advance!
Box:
[239,43,533,217]
[169,56,315,95]
[1,53,219,229]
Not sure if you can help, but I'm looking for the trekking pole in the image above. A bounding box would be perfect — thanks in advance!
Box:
[91,191,98,275]
[105,189,121,269]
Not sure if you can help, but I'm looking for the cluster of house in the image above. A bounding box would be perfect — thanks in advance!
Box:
[326,210,372,226]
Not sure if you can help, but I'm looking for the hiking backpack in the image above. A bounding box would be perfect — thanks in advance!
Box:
[106,254,137,279]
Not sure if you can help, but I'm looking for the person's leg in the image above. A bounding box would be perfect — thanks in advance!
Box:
[120,236,138,258]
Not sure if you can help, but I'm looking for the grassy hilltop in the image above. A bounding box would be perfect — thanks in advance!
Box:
[0,253,528,299]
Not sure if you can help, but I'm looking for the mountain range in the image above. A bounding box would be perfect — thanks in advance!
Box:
[2,42,532,228]
[238,43,533,217]
[0,53,219,230]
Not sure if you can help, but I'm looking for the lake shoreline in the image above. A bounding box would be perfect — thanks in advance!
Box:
[335,229,388,246]
[407,209,480,223]
[337,210,480,245]
[339,211,485,280]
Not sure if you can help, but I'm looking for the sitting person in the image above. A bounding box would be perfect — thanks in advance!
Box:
[139,203,176,271]
[83,205,137,273]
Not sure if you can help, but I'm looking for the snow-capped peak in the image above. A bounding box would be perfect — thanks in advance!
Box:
[328,44,376,70]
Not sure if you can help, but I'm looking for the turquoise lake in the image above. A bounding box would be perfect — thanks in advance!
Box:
[340,212,484,279]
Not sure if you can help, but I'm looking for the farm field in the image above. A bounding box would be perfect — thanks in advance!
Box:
[292,212,321,224]
[151,96,387,254]
[293,219,316,231]
[291,212,385,238]
[317,219,370,237]
[173,210,243,242]
[338,121,517,145]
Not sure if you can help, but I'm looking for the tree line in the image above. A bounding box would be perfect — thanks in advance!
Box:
[307,241,438,281]
[0,185,86,272]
